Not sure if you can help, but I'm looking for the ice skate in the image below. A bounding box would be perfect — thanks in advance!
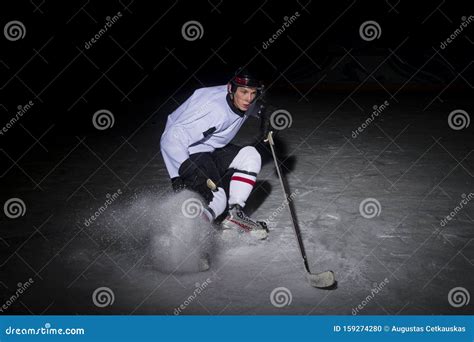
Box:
[221,204,268,240]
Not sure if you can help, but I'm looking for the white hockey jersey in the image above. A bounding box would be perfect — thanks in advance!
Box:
[160,85,249,178]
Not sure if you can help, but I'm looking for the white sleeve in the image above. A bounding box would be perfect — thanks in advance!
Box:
[160,126,190,179]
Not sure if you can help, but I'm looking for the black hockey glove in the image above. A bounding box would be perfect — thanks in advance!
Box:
[259,103,280,142]
[171,177,187,192]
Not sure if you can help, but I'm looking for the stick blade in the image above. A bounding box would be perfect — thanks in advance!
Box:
[306,270,335,288]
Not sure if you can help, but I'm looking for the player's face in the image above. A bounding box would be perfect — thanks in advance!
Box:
[233,86,257,111]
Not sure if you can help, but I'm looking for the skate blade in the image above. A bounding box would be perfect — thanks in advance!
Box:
[221,222,268,241]
[306,271,335,288]
[250,228,268,240]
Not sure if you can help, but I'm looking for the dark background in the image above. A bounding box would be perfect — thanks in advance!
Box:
[1,0,472,141]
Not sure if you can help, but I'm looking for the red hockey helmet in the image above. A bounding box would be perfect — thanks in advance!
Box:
[229,67,263,93]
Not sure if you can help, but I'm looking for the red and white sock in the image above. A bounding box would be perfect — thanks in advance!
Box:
[228,172,256,208]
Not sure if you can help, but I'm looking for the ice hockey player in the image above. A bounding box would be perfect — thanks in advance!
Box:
[160,67,274,240]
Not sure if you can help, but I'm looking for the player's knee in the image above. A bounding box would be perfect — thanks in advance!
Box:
[229,146,262,174]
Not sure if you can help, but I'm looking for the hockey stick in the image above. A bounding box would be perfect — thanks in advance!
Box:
[267,131,335,288]
[206,179,217,192]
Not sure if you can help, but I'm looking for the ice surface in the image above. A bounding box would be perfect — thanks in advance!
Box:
[2,95,473,314]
